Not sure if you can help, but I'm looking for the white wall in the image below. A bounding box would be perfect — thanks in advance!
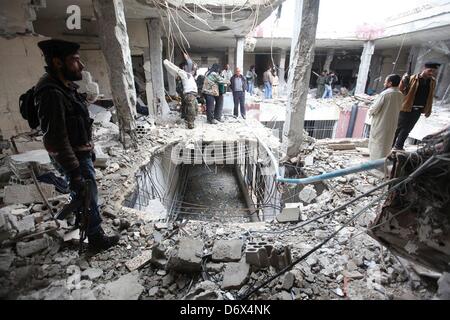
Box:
[0,36,49,139]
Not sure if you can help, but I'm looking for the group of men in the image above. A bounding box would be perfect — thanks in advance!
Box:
[368,62,441,160]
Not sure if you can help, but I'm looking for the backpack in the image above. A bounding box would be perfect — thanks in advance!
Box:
[19,87,40,129]
[19,83,65,130]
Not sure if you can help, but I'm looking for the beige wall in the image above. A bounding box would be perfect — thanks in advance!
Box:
[0,36,49,139]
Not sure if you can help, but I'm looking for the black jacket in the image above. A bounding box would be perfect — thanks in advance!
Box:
[229,74,248,92]
[35,71,93,175]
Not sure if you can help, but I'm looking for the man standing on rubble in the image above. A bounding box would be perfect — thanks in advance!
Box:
[164,53,198,129]
[35,39,119,253]
[230,67,247,119]
[316,70,327,99]
[392,62,441,151]
[368,74,403,160]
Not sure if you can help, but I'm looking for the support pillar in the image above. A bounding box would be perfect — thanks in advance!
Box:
[235,37,245,71]
[279,49,287,86]
[147,18,170,118]
[165,42,177,97]
[92,0,137,146]
[323,49,334,72]
[355,41,375,95]
[287,0,303,92]
[228,47,236,69]
[282,0,320,159]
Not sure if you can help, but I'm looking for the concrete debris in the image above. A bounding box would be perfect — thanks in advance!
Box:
[125,250,152,271]
[221,260,251,290]
[0,248,14,272]
[81,268,104,281]
[327,143,356,151]
[437,273,450,300]
[167,238,203,273]
[299,185,317,204]
[3,183,55,205]
[99,272,144,300]
[16,236,50,257]
[0,94,440,301]
[276,203,300,223]
[212,239,243,262]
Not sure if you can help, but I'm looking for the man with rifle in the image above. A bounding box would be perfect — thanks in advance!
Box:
[34,39,119,253]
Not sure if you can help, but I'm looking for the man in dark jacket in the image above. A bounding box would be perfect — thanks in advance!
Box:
[229,67,248,119]
[35,39,119,253]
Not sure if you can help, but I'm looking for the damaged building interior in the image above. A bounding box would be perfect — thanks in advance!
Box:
[0,0,450,302]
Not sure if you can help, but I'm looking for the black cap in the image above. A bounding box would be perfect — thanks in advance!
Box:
[37,39,80,60]
[424,62,441,69]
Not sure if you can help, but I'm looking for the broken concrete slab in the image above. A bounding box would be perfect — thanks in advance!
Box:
[125,250,152,271]
[121,203,166,222]
[167,238,203,273]
[281,272,295,290]
[4,183,55,205]
[99,272,144,300]
[81,268,103,280]
[222,260,251,290]
[276,203,300,223]
[0,248,15,272]
[212,239,243,262]
[16,237,50,257]
[299,185,317,204]
[327,144,356,151]
[437,273,450,300]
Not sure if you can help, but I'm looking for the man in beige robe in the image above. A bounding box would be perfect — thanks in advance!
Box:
[368,74,404,160]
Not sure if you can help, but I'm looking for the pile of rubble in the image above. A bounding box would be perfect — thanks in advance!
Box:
[1,105,449,300]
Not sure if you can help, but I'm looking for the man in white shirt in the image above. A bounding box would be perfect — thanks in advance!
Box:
[221,64,233,92]
[164,54,198,129]
[368,74,403,160]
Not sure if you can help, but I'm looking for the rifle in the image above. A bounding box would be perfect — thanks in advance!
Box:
[402,59,413,95]
[55,179,92,254]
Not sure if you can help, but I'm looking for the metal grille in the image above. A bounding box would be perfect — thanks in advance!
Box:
[363,124,371,138]
[304,120,337,139]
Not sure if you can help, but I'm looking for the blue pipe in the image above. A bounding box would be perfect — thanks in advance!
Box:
[276,158,386,185]
[256,136,386,185]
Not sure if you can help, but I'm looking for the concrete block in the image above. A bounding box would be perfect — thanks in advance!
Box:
[270,246,292,271]
[327,143,356,151]
[0,249,15,272]
[221,260,251,290]
[245,241,272,268]
[149,244,168,269]
[4,183,55,205]
[281,272,295,290]
[81,268,103,280]
[16,237,50,257]
[276,203,300,223]
[125,250,152,271]
[299,186,317,204]
[14,214,35,236]
[212,239,243,262]
[168,238,203,273]
[100,271,144,300]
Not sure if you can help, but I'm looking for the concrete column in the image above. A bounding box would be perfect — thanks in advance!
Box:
[282,0,320,159]
[323,49,335,72]
[355,41,375,95]
[228,47,236,69]
[164,41,177,97]
[147,18,170,118]
[279,49,287,86]
[235,37,245,71]
[287,0,303,92]
[92,0,137,146]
